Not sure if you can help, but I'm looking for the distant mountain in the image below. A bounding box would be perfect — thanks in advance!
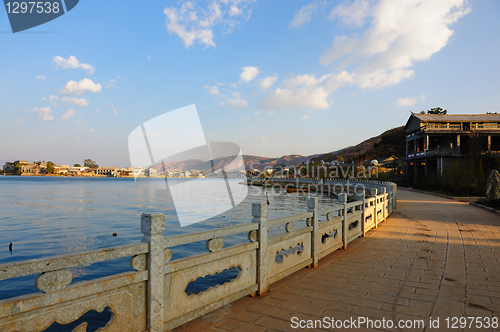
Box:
[244,154,319,170]
[311,126,406,164]
[150,126,405,172]
[153,154,320,172]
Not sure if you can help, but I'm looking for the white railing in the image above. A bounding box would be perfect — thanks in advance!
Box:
[0,179,396,332]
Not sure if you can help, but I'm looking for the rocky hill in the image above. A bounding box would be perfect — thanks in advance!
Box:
[311,126,406,164]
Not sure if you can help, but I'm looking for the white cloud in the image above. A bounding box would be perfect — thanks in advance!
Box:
[205,85,220,95]
[106,76,120,88]
[226,91,248,108]
[244,118,250,122]
[75,136,80,141]
[53,55,95,75]
[397,92,426,107]
[36,75,46,83]
[109,103,118,115]
[61,78,102,95]
[33,107,54,122]
[81,126,95,132]
[303,115,310,120]
[147,55,152,60]
[107,79,117,88]
[259,74,331,110]
[14,118,22,125]
[62,109,75,120]
[48,95,59,107]
[290,2,318,28]
[255,111,260,116]
[96,108,101,112]
[0,122,2,126]
[164,0,256,48]
[62,97,89,106]
[320,0,471,89]
[260,136,267,143]
[259,0,470,110]
[258,75,277,90]
[396,97,417,107]
[329,0,371,27]
[240,66,259,82]
[226,94,249,108]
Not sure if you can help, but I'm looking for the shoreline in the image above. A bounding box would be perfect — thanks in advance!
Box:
[0,174,216,179]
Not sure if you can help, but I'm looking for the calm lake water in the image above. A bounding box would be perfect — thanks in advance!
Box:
[0,176,338,327]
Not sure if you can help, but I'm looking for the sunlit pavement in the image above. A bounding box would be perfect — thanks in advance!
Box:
[175,189,500,331]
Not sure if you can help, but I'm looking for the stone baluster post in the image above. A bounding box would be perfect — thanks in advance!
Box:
[141,213,165,332]
[338,193,347,249]
[253,203,268,295]
[307,197,319,268]
[371,188,378,228]
[381,187,387,220]
[357,191,366,237]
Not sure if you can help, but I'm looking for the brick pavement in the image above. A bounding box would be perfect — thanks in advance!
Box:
[174,189,500,331]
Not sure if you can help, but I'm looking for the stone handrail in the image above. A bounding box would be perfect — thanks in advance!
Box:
[0,179,396,332]
[0,243,148,281]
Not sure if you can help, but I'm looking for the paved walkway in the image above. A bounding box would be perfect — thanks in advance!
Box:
[175,189,500,331]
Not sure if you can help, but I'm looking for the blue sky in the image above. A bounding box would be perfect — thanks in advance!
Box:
[1,0,499,167]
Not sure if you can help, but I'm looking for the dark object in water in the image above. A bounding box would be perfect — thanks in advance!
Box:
[9,242,12,254]
[285,186,310,193]
[112,233,117,237]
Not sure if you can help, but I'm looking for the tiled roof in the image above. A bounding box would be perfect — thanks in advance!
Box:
[412,113,500,122]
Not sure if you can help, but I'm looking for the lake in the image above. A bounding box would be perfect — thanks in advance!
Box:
[0,176,338,302]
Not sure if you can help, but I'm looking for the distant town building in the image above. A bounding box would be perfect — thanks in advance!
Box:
[3,161,35,174]
[20,163,41,174]
[144,167,157,177]
[94,167,119,177]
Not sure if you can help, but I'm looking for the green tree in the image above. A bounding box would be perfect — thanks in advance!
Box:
[83,159,98,169]
[426,107,447,115]
[46,161,55,174]
[74,164,81,167]
[13,163,21,175]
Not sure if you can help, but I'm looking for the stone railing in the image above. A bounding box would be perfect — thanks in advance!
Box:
[0,179,396,332]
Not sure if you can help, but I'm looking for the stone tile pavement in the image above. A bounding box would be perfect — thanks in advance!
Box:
[174,189,500,331]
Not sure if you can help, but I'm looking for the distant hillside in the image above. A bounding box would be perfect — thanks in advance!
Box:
[150,127,405,172]
[312,126,406,164]
[153,154,320,172]
[244,154,319,170]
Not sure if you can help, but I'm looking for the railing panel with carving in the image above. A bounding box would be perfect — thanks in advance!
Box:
[317,218,343,259]
[0,271,148,332]
[346,210,363,238]
[163,243,257,330]
[267,230,312,285]
[364,197,376,230]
